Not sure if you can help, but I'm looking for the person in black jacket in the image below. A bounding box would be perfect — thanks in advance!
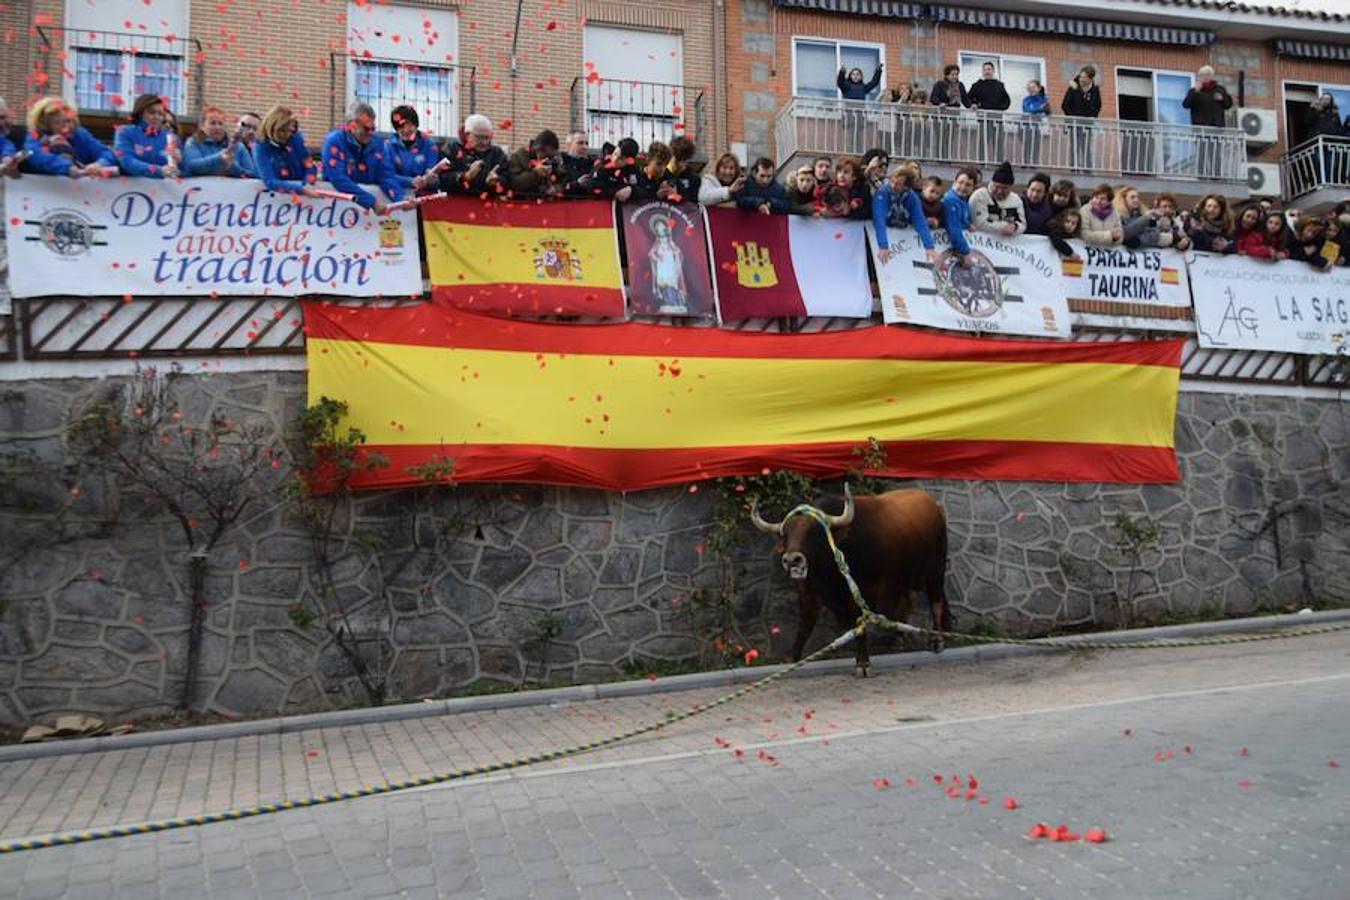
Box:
[1183,66,1233,179]
[1304,94,1344,185]
[1062,66,1101,173]
[930,64,969,160]
[967,61,1011,162]
[838,65,882,101]
[736,157,789,215]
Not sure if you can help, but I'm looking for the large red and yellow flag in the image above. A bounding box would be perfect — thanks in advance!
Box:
[422,196,625,316]
[304,302,1182,491]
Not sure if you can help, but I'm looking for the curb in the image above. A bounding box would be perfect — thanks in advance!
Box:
[3,609,1346,763]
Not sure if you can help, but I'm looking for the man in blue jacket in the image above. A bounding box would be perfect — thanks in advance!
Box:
[872,162,939,265]
[735,158,789,214]
[942,166,981,265]
[321,101,405,214]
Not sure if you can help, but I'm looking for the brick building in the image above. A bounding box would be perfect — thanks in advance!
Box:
[1,0,1347,205]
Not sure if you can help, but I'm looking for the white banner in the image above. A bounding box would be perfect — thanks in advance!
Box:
[870,227,1071,337]
[1190,252,1350,354]
[5,176,422,298]
[1061,241,1191,309]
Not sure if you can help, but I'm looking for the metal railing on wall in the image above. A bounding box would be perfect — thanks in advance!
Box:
[328,53,476,138]
[1281,135,1350,201]
[34,27,204,121]
[4,296,1344,391]
[774,97,1248,186]
[569,78,706,157]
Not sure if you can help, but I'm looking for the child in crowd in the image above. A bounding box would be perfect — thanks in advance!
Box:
[1046,208,1083,259]
[920,176,945,231]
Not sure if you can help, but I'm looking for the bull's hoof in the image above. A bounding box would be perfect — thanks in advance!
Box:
[853,664,870,678]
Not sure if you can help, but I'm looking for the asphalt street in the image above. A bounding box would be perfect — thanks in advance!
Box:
[1,634,1347,899]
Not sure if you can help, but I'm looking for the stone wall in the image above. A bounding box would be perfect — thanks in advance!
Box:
[1,371,1347,727]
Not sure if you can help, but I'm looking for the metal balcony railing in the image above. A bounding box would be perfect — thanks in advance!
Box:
[1280,135,1350,201]
[570,78,706,157]
[329,53,475,139]
[35,27,204,119]
[774,97,1247,186]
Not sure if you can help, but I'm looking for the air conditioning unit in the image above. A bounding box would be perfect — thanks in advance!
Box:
[1236,107,1277,146]
[1247,163,1281,195]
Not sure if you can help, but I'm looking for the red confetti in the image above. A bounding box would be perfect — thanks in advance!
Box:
[1238,779,1253,789]
[1027,823,1050,839]
[1239,747,1250,757]
[743,648,760,665]
[305,750,320,758]
[1003,796,1020,810]
[1330,760,1341,768]
[1084,828,1109,843]
[1051,824,1080,842]
[872,777,892,790]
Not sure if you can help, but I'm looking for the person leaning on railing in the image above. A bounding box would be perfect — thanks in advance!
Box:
[941,166,980,266]
[1186,194,1234,254]
[114,93,179,179]
[1118,186,1187,250]
[253,105,318,197]
[968,161,1026,238]
[321,101,405,214]
[630,141,679,203]
[667,136,701,202]
[873,161,939,265]
[785,166,818,216]
[1061,67,1100,173]
[385,104,441,195]
[833,158,872,220]
[735,157,789,215]
[1021,172,1053,235]
[438,114,508,197]
[22,98,117,178]
[507,128,564,199]
[182,106,249,178]
[1080,183,1124,246]
[698,152,745,206]
[1183,66,1233,179]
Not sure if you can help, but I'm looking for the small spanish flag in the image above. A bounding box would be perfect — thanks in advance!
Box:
[1061,258,1085,278]
[304,302,1183,491]
[1160,267,1180,285]
[422,196,625,316]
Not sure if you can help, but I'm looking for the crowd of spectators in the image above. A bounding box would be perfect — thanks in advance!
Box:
[1,90,1348,272]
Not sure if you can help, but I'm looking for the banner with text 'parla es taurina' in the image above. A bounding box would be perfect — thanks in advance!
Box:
[4,176,422,298]
[304,302,1183,492]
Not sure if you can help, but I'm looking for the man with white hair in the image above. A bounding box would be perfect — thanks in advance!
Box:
[321,100,404,213]
[439,113,507,195]
[1183,65,1233,179]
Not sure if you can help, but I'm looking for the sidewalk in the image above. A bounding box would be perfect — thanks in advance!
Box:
[1,613,1347,844]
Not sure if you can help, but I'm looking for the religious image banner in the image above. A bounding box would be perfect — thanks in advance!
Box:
[706,207,874,321]
[304,301,1183,493]
[870,228,1072,338]
[1190,251,1350,354]
[620,201,714,318]
[422,195,625,317]
[4,176,422,298]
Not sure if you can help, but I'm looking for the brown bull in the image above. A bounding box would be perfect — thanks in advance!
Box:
[751,484,950,674]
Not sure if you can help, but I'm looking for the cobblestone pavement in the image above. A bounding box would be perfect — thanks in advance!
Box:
[0,633,1347,898]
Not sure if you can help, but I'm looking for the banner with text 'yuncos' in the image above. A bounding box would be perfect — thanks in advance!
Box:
[4,176,422,298]
[870,227,1072,338]
[1190,252,1350,354]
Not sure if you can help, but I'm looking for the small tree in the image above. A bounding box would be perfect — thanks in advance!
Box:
[66,365,281,712]
[1112,511,1162,626]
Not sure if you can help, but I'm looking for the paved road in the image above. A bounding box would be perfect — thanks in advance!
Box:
[1,634,1347,898]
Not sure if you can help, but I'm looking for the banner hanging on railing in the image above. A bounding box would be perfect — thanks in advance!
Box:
[4,176,422,298]
[1190,252,1350,354]
[620,201,714,318]
[1061,241,1191,312]
[870,228,1072,338]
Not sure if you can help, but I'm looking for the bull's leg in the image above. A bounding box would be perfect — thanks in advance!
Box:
[926,568,949,654]
[789,589,819,662]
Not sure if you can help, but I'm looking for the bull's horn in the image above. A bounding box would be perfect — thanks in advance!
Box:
[824,483,855,529]
[748,500,785,535]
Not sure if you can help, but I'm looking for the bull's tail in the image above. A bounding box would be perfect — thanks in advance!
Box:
[930,523,952,632]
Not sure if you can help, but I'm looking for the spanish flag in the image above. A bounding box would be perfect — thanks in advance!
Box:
[304,303,1182,491]
[422,196,626,316]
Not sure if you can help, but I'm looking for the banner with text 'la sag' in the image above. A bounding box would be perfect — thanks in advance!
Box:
[4,176,421,298]
[304,302,1183,491]
[871,228,1072,338]
[423,195,625,317]
[1190,251,1350,354]
[707,207,872,320]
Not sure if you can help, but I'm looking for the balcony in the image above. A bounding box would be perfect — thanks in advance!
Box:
[773,97,1248,196]
[569,78,706,157]
[34,27,204,130]
[1280,135,1350,213]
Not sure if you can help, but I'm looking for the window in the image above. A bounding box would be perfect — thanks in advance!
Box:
[1283,80,1350,148]
[956,53,1045,102]
[347,2,460,136]
[64,0,188,114]
[792,38,884,100]
[1117,67,1195,175]
[582,26,684,149]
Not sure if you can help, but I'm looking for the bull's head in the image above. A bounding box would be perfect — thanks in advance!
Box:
[749,484,855,581]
